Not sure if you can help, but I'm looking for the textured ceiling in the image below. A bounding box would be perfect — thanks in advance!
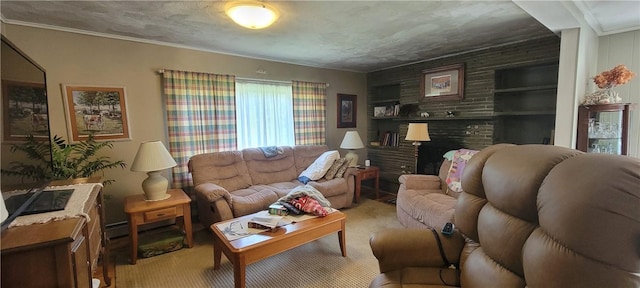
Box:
[0,1,627,72]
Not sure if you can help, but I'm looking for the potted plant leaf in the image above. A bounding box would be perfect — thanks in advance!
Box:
[1,134,127,185]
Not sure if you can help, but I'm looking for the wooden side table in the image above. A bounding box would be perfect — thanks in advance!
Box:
[124,189,193,264]
[354,166,380,202]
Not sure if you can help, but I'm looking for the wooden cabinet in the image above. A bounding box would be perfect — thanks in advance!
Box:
[0,177,110,288]
[577,103,634,155]
[493,63,558,144]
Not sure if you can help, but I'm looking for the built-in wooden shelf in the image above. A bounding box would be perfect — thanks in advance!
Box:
[493,85,557,93]
[393,116,494,121]
[493,110,556,116]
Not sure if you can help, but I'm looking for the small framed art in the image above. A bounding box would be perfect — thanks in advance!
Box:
[337,93,357,128]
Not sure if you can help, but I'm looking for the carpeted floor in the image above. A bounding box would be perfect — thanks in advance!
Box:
[115,198,402,287]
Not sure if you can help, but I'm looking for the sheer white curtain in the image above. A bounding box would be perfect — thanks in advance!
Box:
[235,79,295,149]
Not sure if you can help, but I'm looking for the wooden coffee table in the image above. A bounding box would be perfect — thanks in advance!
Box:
[210,211,347,288]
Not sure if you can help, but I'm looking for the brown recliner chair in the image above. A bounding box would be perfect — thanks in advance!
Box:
[369,144,640,287]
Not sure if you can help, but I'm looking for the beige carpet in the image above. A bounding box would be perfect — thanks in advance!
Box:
[116,198,402,288]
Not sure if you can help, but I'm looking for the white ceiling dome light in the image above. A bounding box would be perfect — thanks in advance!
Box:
[225,1,279,29]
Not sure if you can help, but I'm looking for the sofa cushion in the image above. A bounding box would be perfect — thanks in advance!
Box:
[308,178,349,198]
[189,151,252,192]
[397,188,457,230]
[299,150,340,182]
[243,146,298,185]
[293,145,329,175]
[255,182,302,198]
[230,187,279,217]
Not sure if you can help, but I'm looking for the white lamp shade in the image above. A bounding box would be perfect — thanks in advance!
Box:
[131,141,177,172]
[405,123,431,142]
[340,131,365,149]
[226,1,279,29]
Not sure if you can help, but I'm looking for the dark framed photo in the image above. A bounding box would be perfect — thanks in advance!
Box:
[2,80,49,142]
[337,93,357,128]
[421,63,465,101]
[62,84,131,142]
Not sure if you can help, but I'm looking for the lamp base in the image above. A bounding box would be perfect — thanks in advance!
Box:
[412,142,422,174]
[142,171,170,201]
[345,150,359,167]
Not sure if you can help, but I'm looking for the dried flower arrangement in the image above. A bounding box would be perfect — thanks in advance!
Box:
[582,65,636,105]
[593,64,636,89]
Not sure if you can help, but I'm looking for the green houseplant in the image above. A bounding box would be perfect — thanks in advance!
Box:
[1,134,127,185]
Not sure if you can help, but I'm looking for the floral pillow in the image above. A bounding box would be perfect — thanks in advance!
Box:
[445,149,479,193]
[325,158,347,180]
[334,159,352,178]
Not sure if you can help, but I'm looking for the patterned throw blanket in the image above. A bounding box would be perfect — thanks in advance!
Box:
[277,185,332,217]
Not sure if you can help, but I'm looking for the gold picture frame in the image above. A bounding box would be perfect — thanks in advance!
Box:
[421,63,465,101]
[62,84,131,142]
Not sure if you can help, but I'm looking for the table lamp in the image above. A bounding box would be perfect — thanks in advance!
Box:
[405,123,431,174]
[130,141,177,201]
[340,131,365,167]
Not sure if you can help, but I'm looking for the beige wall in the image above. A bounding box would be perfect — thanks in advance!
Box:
[597,30,640,157]
[1,24,367,224]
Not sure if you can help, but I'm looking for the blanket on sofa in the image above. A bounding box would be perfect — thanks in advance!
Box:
[277,184,332,207]
[258,146,284,158]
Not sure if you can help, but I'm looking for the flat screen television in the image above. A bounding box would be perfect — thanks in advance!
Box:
[1,35,53,231]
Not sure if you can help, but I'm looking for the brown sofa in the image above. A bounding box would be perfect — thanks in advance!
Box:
[188,145,355,227]
[370,144,640,287]
[397,148,478,230]
[396,159,454,230]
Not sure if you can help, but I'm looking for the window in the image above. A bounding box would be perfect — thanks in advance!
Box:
[235,79,295,149]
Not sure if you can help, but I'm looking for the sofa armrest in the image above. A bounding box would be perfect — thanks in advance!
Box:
[194,182,232,203]
[398,174,442,190]
[194,182,235,226]
[369,228,464,273]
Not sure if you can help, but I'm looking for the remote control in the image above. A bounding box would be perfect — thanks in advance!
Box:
[282,202,303,215]
[441,222,454,236]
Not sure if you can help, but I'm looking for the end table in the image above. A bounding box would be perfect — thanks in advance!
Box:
[354,166,380,202]
[124,189,193,264]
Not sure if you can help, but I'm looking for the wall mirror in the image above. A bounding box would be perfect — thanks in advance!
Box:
[1,35,52,189]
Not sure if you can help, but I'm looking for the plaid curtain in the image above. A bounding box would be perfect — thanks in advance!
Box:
[292,80,327,145]
[163,70,236,189]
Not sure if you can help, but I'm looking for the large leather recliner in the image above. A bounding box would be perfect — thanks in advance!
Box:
[369,144,640,287]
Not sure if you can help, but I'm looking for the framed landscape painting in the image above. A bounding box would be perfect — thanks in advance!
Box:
[337,93,357,128]
[2,80,49,142]
[62,84,131,142]
[421,63,465,101]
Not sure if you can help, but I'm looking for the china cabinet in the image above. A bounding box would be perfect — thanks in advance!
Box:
[577,103,634,155]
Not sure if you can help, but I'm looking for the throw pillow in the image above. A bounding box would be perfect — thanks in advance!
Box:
[445,149,479,193]
[334,158,351,178]
[325,158,347,180]
[298,150,340,182]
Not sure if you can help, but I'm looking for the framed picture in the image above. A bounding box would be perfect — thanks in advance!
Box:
[62,84,131,142]
[374,106,386,118]
[337,93,357,128]
[2,80,49,141]
[421,63,465,101]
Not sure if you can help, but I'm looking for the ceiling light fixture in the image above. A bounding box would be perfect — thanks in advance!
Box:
[225,1,279,29]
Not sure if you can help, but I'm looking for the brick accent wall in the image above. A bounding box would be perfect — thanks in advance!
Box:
[367,36,561,191]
